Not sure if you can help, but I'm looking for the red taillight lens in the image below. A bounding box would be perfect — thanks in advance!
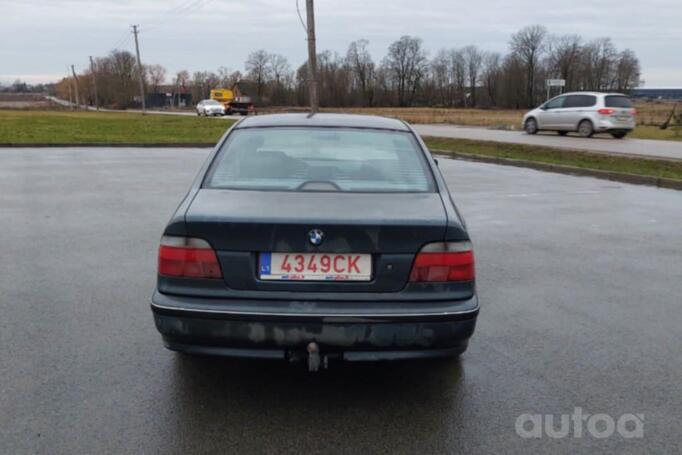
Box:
[598,108,615,115]
[631,108,638,115]
[158,236,222,279]
[409,242,475,282]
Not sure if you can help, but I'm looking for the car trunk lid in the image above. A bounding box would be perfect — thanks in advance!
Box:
[185,189,447,291]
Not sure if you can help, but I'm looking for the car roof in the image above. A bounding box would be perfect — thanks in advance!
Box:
[234,113,410,131]
[559,91,628,97]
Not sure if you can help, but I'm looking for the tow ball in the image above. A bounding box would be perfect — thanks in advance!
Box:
[306,342,328,372]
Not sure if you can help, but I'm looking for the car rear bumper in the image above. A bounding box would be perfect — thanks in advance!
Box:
[595,118,635,131]
[150,291,479,361]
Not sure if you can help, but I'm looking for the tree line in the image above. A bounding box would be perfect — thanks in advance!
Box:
[57,24,641,110]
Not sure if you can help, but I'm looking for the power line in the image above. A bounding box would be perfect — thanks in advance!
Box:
[109,28,132,51]
[111,33,132,50]
[98,0,209,56]
[144,0,213,33]
[295,0,307,33]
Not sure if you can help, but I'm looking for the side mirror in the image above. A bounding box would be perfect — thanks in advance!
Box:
[434,158,439,167]
[540,104,548,110]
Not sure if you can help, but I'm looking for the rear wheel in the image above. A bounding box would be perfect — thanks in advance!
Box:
[578,120,594,138]
[558,131,568,136]
[524,118,538,135]
[611,131,627,139]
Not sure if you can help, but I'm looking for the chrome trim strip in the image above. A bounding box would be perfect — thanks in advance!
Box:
[150,301,479,319]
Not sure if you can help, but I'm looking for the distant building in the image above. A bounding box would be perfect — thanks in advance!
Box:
[631,88,682,100]
[146,84,192,108]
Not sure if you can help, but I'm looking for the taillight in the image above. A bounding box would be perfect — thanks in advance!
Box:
[158,236,222,279]
[598,108,615,115]
[409,241,475,282]
[631,108,638,115]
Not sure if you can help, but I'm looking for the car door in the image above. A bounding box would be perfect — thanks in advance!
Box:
[537,95,566,129]
[556,94,596,130]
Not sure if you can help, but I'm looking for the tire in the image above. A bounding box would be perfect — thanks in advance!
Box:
[558,131,568,136]
[611,132,627,139]
[578,120,594,138]
[196,111,201,116]
[524,118,538,135]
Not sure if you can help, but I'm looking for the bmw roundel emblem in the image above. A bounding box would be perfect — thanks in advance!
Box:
[308,229,324,246]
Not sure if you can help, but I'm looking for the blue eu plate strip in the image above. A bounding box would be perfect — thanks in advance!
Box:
[259,253,272,275]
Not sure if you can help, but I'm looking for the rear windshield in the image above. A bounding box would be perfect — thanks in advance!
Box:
[604,96,633,108]
[205,100,221,105]
[203,127,435,193]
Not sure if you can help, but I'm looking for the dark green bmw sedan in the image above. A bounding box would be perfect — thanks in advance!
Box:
[151,113,478,370]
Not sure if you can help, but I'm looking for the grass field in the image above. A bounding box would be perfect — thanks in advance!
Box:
[424,137,682,181]
[0,110,233,144]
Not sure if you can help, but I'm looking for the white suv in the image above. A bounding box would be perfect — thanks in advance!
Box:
[522,92,636,139]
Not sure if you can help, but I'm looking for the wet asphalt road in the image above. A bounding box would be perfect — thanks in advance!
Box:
[1,148,681,454]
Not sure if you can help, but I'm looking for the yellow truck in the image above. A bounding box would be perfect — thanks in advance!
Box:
[210,88,253,116]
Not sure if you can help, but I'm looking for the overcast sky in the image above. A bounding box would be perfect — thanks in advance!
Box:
[2,0,681,87]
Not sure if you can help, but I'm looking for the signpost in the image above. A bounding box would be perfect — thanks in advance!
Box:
[545,78,566,100]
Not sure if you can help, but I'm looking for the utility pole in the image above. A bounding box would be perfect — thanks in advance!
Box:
[89,56,99,111]
[66,67,74,110]
[131,25,147,113]
[305,0,319,114]
[71,65,80,110]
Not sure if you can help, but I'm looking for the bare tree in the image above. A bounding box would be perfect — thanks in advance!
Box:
[383,35,429,106]
[581,38,618,91]
[510,25,547,107]
[614,49,641,92]
[315,51,352,107]
[269,54,292,104]
[216,67,242,89]
[192,71,209,100]
[547,34,582,90]
[109,50,138,108]
[173,70,190,106]
[146,64,167,93]
[245,49,272,99]
[346,39,376,106]
[431,49,453,106]
[482,52,502,106]
[270,54,291,87]
[449,49,467,107]
[462,45,483,107]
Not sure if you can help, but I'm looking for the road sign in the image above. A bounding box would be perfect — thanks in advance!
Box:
[546,79,566,87]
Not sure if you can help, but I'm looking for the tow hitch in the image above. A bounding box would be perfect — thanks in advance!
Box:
[286,342,330,371]
[307,341,328,372]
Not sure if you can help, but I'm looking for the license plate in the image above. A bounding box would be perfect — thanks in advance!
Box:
[259,252,371,281]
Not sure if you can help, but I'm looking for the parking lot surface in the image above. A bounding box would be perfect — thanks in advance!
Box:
[1,147,681,454]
